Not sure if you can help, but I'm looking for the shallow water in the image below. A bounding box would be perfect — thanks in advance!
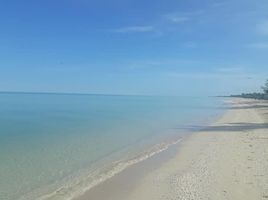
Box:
[0,93,224,200]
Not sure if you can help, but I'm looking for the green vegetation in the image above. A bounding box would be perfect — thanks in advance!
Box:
[230,79,268,100]
[261,79,268,95]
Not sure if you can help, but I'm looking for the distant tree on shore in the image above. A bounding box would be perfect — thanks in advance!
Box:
[261,79,268,94]
[230,79,268,100]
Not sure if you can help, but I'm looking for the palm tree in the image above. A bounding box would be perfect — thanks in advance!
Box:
[261,79,268,94]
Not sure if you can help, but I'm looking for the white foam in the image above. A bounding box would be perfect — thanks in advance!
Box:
[23,138,183,200]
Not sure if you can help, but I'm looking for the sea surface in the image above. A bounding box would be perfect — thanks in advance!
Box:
[0,93,225,200]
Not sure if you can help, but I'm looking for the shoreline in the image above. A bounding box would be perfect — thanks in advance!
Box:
[75,136,184,200]
[74,99,227,200]
[76,98,268,200]
[33,136,186,200]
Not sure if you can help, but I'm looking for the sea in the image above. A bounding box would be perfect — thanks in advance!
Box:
[0,93,225,200]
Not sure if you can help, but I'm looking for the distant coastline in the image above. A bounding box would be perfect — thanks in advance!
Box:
[228,93,268,100]
[227,79,268,100]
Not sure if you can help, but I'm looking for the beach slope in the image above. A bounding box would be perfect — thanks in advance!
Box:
[125,98,268,200]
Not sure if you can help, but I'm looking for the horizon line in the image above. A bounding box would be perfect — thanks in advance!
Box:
[0,90,220,98]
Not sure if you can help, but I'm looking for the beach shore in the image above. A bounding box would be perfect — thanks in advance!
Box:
[77,98,268,200]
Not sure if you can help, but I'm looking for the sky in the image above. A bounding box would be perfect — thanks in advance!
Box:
[0,0,268,96]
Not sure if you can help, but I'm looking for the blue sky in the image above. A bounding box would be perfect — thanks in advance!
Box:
[1,0,268,96]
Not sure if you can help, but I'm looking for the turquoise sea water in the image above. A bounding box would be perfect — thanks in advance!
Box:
[0,93,224,200]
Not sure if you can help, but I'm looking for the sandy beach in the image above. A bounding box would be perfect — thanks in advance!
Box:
[3,1,268,199]
[78,98,268,200]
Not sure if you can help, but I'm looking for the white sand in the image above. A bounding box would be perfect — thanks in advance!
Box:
[125,98,268,200]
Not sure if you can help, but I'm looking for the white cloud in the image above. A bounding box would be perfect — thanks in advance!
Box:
[216,66,245,73]
[176,10,205,16]
[125,59,201,70]
[167,71,263,80]
[112,10,204,35]
[247,42,268,49]
[257,20,268,35]
[164,10,204,23]
[167,72,219,79]
[167,65,258,80]
[113,26,154,33]
[165,15,189,23]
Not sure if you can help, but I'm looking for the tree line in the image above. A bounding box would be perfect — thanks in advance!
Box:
[230,79,268,100]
